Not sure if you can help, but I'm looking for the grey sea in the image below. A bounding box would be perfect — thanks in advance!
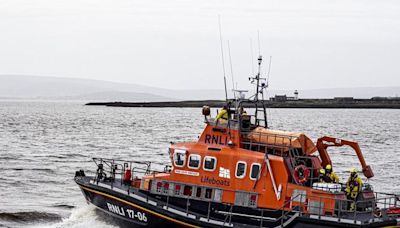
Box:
[0,101,399,228]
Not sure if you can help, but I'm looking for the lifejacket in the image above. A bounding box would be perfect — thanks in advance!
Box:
[319,173,332,183]
[218,109,228,120]
[327,171,339,183]
[345,175,362,198]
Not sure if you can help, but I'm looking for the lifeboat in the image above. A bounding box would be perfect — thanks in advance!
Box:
[74,55,400,227]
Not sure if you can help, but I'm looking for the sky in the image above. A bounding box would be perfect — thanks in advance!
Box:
[0,0,400,91]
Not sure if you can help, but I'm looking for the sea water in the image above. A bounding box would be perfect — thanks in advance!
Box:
[0,101,399,227]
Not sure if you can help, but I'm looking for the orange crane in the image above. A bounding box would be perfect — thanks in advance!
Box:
[316,136,374,178]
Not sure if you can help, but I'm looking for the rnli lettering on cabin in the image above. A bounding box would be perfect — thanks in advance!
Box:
[201,176,230,186]
[204,134,228,146]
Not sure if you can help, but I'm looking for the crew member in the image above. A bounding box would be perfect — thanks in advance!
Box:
[123,164,132,185]
[325,164,339,183]
[318,168,331,183]
[239,107,247,115]
[240,107,250,129]
[111,164,117,181]
[123,168,132,185]
[216,105,229,123]
[345,167,363,211]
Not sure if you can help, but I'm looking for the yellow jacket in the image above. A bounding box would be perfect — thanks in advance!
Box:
[327,172,339,183]
[216,109,228,120]
[345,175,363,198]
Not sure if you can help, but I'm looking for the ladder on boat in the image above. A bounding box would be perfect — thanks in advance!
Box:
[254,101,268,128]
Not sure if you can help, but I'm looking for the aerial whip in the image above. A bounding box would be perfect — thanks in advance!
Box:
[218,15,228,102]
[227,40,236,99]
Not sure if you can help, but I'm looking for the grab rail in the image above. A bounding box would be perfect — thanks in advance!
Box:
[92,157,167,187]
[287,186,400,225]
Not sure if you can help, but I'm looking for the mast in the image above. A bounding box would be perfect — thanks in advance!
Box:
[218,16,228,104]
[248,49,268,127]
[255,55,262,101]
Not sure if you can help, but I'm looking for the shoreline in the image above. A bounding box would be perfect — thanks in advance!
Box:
[86,98,400,109]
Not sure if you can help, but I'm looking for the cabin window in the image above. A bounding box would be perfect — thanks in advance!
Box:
[235,161,247,178]
[156,181,162,193]
[214,189,222,202]
[203,156,217,171]
[188,154,201,169]
[173,149,186,167]
[250,163,261,180]
[249,194,257,207]
[183,185,193,196]
[196,187,202,198]
[205,188,213,199]
[163,182,170,194]
[174,184,182,195]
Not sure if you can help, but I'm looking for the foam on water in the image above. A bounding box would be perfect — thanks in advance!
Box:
[29,205,117,228]
[0,211,62,228]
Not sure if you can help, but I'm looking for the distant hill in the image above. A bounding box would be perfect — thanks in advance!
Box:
[0,75,399,101]
[0,75,224,101]
[65,91,172,102]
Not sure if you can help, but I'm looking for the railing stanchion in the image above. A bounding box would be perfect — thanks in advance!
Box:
[207,201,211,221]
[186,197,189,216]
[383,195,386,208]
[228,205,233,225]
[371,199,375,223]
[299,193,303,215]
[353,200,357,224]
[318,196,322,220]
[338,199,341,222]
[166,194,169,208]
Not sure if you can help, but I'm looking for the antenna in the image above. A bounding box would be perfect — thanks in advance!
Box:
[256,31,263,101]
[217,16,233,139]
[255,54,262,101]
[218,15,228,102]
[250,38,255,76]
[266,56,272,88]
[227,40,236,96]
[257,30,261,56]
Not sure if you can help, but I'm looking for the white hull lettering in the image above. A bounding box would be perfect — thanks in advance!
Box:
[106,202,148,222]
[175,169,200,176]
[107,202,125,216]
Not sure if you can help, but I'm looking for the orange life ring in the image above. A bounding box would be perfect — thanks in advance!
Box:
[293,165,310,183]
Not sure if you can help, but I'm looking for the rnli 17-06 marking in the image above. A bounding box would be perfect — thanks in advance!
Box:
[106,202,148,222]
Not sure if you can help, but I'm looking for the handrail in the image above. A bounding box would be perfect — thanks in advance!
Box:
[93,157,152,166]
[286,186,400,225]
[241,131,298,147]
[92,157,167,183]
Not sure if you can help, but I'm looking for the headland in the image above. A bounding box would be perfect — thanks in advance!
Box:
[86,97,400,108]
